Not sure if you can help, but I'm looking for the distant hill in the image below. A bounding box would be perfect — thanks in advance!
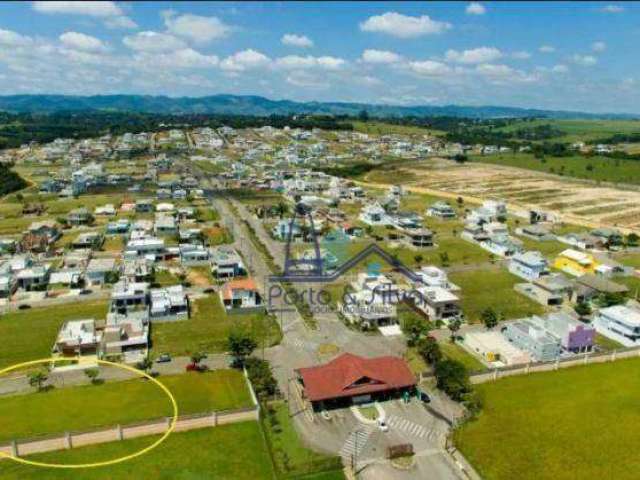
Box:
[0,94,637,119]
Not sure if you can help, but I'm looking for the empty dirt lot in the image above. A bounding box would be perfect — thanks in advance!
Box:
[365,158,640,233]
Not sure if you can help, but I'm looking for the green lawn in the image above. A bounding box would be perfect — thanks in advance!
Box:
[471,152,640,185]
[449,269,545,323]
[454,358,640,480]
[352,120,445,137]
[0,423,275,480]
[263,401,343,478]
[0,370,252,442]
[0,301,109,370]
[151,294,282,356]
[440,341,487,372]
[493,118,640,143]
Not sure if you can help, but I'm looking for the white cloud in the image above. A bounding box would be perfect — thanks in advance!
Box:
[445,47,502,64]
[137,49,219,69]
[281,34,313,48]
[475,63,539,84]
[32,1,136,29]
[123,32,186,53]
[592,41,606,52]
[359,12,452,38]
[466,2,486,15]
[539,45,555,53]
[59,32,107,52]
[551,64,569,73]
[408,60,453,77]
[512,51,531,60]
[220,49,270,72]
[0,28,33,47]
[164,12,232,43]
[104,16,137,29]
[275,55,345,70]
[32,1,123,16]
[285,71,328,89]
[602,5,624,13]
[571,54,597,66]
[360,49,401,64]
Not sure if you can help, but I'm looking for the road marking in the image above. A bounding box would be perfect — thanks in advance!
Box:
[387,415,430,439]
[339,425,375,461]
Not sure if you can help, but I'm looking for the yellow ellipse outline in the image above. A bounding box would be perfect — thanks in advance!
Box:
[0,357,178,469]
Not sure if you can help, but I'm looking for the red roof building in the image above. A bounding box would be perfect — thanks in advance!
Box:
[296,353,416,409]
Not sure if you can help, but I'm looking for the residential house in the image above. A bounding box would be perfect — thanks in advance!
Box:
[571,274,628,304]
[220,277,263,311]
[211,246,245,279]
[53,319,102,359]
[101,312,149,363]
[515,273,573,306]
[503,319,562,362]
[122,258,153,283]
[110,279,149,315]
[553,249,600,277]
[67,208,92,226]
[557,232,602,251]
[426,201,457,219]
[149,285,189,322]
[413,286,462,324]
[467,200,507,224]
[106,219,130,235]
[71,232,104,250]
[594,304,640,347]
[95,204,116,216]
[124,237,166,261]
[16,263,51,290]
[179,243,210,266]
[528,312,595,353]
[508,251,550,281]
[464,331,531,365]
[516,225,555,241]
[154,215,178,237]
[359,202,389,226]
[135,199,155,213]
[272,218,303,242]
[403,228,434,248]
[0,261,17,298]
[86,258,117,286]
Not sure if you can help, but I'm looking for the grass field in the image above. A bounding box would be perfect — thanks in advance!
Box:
[494,118,640,143]
[471,152,640,185]
[0,370,252,442]
[263,402,343,478]
[454,358,640,480]
[0,423,275,480]
[440,341,487,372]
[150,294,282,356]
[449,269,545,323]
[0,301,109,370]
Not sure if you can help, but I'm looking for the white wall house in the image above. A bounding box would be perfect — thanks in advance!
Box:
[509,251,550,281]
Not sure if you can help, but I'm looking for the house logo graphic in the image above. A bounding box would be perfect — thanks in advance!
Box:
[269,202,420,284]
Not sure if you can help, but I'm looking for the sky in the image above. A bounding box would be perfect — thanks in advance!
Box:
[0,1,638,113]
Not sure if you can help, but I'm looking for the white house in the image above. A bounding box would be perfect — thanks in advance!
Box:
[509,251,550,281]
[594,304,640,347]
[359,202,389,226]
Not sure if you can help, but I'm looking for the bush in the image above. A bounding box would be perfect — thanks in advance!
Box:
[434,359,471,401]
[245,357,278,400]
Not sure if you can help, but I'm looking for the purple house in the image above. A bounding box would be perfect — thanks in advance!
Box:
[535,312,595,353]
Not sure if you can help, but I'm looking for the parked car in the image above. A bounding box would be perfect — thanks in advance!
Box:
[376,418,389,432]
[418,390,431,403]
[156,353,172,363]
[186,363,208,372]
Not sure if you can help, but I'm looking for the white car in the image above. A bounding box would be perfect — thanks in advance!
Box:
[376,418,389,432]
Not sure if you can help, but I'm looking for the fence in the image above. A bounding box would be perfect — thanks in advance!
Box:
[469,344,640,384]
[0,406,259,459]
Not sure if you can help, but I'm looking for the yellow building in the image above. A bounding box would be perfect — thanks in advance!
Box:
[553,249,599,277]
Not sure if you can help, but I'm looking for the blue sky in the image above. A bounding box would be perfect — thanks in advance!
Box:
[0,1,638,113]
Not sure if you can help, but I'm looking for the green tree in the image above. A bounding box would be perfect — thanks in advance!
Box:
[190,352,207,365]
[136,356,153,373]
[574,301,592,318]
[439,252,450,267]
[84,368,102,385]
[434,359,470,401]
[414,254,424,266]
[447,318,462,343]
[480,307,499,330]
[402,314,429,347]
[244,357,277,400]
[417,336,442,365]
[627,233,639,247]
[29,370,48,392]
[227,331,257,366]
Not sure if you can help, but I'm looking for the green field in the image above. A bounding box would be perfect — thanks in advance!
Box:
[454,358,640,480]
[0,301,109,370]
[0,370,251,442]
[471,152,640,185]
[0,423,275,480]
[150,294,282,356]
[263,401,343,478]
[352,121,444,137]
[494,118,640,143]
[449,269,545,323]
[440,341,486,372]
